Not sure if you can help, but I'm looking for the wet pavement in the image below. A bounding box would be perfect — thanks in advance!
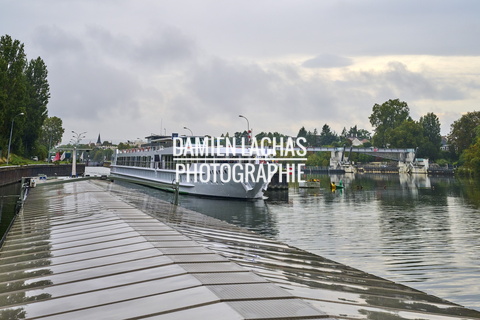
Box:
[0,179,479,319]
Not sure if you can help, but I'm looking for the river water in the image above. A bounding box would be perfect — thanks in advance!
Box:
[0,183,21,242]
[1,168,479,311]
[112,172,480,312]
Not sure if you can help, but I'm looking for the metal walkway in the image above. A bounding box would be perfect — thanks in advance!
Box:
[0,180,479,319]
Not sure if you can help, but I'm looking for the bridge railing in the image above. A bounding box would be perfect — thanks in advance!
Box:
[303,147,415,153]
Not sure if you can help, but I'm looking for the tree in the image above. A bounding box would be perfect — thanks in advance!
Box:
[306,152,330,166]
[318,124,337,146]
[0,35,28,155]
[309,128,318,146]
[92,148,114,163]
[420,113,441,145]
[0,34,50,160]
[255,131,288,142]
[23,57,50,157]
[296,126,307,139]
[448,111,480,158]
[389,120,426,149]
[461,125,480,176]
[339,125,371,146]
[39,116,64,151]
[369,99,411,147]
[117,142,134,150]
[418,112,442,160]
[350,126,371,140]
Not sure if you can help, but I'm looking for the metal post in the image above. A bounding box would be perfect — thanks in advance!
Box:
[19,177,26,204]
[173,181,180,205]
[183,126,193,136]
[72,146,77,177]
[6,112,25,165]
[239,115,250,144]
[71,131,86,177]
[48,131,52,163]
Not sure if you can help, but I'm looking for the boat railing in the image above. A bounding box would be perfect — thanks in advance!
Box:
[116,157,274,170]
[116,159,152,168]
[117,146,164,154]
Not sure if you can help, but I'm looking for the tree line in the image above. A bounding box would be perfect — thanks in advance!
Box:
[234,99,480,173]
[0,35,64,164]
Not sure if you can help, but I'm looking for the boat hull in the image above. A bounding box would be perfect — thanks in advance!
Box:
[299,181,321,188]
[110,163,270,199]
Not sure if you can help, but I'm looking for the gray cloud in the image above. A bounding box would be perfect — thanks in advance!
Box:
[2,1,478,141]
[302,54,353,68]
[342,62,465,102]
[32,26,141,120]
[29,23,200,141]
[158,1,480,57]
[141,55,475,138]
[82,25,197,70]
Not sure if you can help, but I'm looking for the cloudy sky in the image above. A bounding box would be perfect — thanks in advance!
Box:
[2,0,479,144]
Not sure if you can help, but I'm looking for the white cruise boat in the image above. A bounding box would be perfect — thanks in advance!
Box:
[110,135,276,199]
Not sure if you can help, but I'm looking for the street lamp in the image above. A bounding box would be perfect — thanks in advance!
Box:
[47,129,54,163]
[71,131,86,177]
[238,115,250,143]
[6,112,25,165]
[183,126,193,136]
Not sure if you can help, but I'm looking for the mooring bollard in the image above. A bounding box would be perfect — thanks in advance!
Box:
[172,181,180,205]
[19,178,29,205]
[19,177,26,206]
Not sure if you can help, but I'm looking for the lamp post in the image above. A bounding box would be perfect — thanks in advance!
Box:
[183,126,193,136]
[238,115,250,143]
[71,131,86,177]
[6,112,25,165]
[47,130,52,163]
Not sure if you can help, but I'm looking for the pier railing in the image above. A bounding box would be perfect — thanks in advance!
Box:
[0,164,86,187]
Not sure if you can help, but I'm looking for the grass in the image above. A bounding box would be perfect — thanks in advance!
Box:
[0,154,68,166]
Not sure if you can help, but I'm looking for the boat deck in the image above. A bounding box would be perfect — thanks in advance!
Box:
[0,180,479,319]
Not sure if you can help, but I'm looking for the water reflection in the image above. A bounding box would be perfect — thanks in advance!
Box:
[114,180,281,236]
[0,183,21,240]
[288,174,480,311]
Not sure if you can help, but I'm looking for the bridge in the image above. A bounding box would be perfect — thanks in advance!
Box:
[303,146,427,173]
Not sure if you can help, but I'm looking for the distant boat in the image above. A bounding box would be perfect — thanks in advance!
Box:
[330,181,344,191]
[299,179,321,188]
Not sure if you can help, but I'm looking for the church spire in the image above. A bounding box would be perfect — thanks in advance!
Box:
[96,133,102,145]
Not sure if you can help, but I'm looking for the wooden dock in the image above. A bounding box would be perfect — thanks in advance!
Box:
[0,179,479,319]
